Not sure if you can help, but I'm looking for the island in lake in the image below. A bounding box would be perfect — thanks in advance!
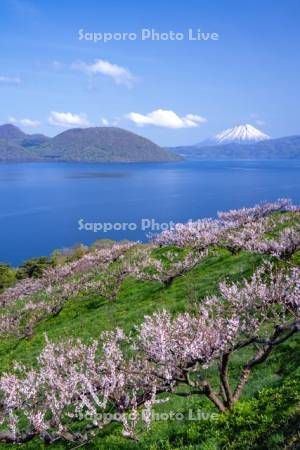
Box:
[0,123,180,163]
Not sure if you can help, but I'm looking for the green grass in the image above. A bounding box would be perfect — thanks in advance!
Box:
[0,249,264,371]
[0,216,299,449]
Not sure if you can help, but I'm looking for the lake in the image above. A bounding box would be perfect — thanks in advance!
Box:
[1,160,300,266]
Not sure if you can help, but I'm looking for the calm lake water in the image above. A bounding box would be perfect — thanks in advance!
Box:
[1,160,300,266]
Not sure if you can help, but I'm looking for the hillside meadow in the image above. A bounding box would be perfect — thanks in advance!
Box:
[0,199,299,449]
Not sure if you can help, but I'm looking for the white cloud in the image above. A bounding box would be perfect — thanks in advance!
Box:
[0,75,21,84]
[255,119,266,126]
[48,111,90,128]
[250,113,266,127]
[126,109,207,128]
[100,117,120,127]
[52,60,64,70]
[72,59,136,87]
[100,118,109,126]
[9,117,40,127]
[9,0,39,16]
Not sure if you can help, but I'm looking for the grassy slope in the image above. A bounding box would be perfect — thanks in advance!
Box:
[0,218,299,449]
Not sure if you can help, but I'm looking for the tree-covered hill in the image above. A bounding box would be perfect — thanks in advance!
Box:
[0,124,179,163]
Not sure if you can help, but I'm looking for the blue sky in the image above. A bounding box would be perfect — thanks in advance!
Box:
[0,0,299,146]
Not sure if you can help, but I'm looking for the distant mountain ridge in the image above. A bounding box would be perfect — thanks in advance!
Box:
[0,124,179,163]
[170,134,300,160]
[0,123,27,139]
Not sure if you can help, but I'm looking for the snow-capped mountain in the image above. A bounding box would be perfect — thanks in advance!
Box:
[199,124,270,146]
